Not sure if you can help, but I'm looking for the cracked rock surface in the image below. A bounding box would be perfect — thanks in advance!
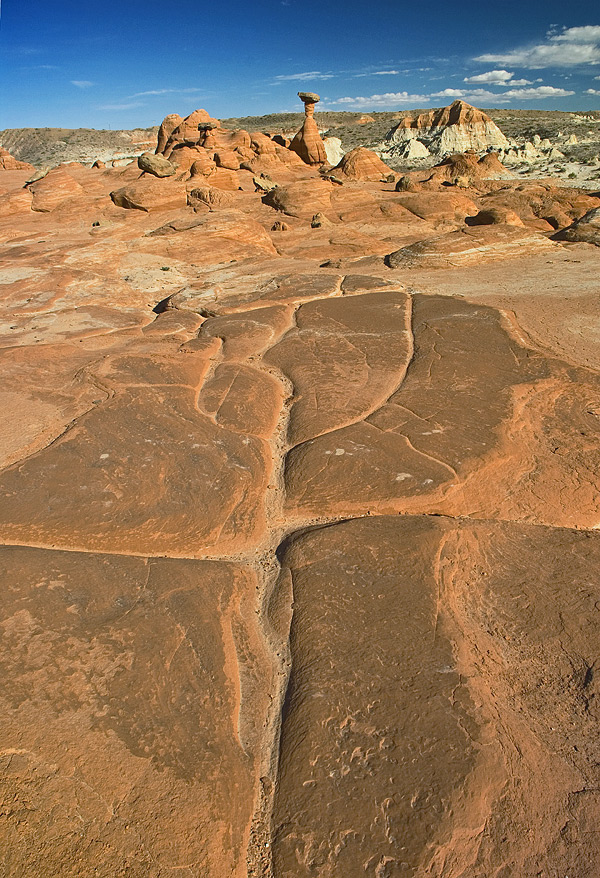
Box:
[1,142,600,877]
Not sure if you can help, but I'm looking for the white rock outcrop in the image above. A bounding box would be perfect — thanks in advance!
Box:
[323,136,344,166]
[380,101,509,161]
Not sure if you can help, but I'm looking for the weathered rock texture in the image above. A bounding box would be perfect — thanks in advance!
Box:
[288,92,327,166]
[552,206,600,245]
[1,102,600,878]
[333,146,395,181]
[381,100,510,160]
[0,146,35,171]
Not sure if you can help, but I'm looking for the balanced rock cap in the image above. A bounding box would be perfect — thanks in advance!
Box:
[298,92,320,103]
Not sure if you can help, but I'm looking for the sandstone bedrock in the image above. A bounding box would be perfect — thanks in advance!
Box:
[0,100,600,878]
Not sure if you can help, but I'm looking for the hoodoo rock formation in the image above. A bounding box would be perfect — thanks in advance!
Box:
[288,91,327,166]
[1,100,600,877]
[381,99,510,160]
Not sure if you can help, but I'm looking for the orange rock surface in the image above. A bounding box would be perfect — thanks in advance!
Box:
[288,92,327,166]
[0,146,35,171]
[333,145,395,181]
[1,107,600,877]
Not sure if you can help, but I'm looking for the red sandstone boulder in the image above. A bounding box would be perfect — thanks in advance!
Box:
[138,152,177,178]
[479,183,598,231]
[28,168,85,212]
[430,151,510,186]
[394,190,479,223]
[169,145,209,174]
[249,133,278,156]
[262,179,333,218]
[187,186,234,210]
[214,150,241,171]
[110,178,187,211]
[190,150,217,177]
[333,147,395,181]
[190,153,218,177]
[466,207,525,227]
[163,109,219,158]
[156,113,183,154]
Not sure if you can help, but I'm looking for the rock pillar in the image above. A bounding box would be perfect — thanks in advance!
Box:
[289,92,327,166]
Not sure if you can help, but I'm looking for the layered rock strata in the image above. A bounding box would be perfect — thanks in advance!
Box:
[288,92,327,166]
[381,100,510,160]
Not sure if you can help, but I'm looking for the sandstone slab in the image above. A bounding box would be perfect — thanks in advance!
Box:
[0,547,269,878]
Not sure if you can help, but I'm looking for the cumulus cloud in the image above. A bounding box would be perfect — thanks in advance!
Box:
[464,69,514,84]
[331,92,429,108]
[476,25,600,68]
[585,88,600,95]
[502,85,575,98]
[464,70,534,86]
[274,71,334,82]
[71,80,94,88]
[431,87,508,102]
[431,84,573,102]
[329,80,577,111]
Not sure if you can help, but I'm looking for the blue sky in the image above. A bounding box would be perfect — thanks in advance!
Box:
[1,0,599,128]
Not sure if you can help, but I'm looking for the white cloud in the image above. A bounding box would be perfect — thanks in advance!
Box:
[71,80,94,88]
[98,101,146,111]
[552,25,600,42]
[464,70,535,86]
[464,69,514,84]
[331,92,429,108]
[330,80,578,112]
[431,87,508,102]
[431,84,574,102]
[586,88,600,95]
[476,25,600,68]
[354,70,401,77]
[595,75,600,80]
[130,87,203,97]
[274,71,334,82]
[432,88,466,97]
[502,85,575,98]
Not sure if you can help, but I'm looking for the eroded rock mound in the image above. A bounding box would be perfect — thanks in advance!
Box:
[262,179,333,218]
[110,178,187,212]
[382,100,510,160]
[27,167,85,212]
[333,146,395,181]
[155,113,183,154]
